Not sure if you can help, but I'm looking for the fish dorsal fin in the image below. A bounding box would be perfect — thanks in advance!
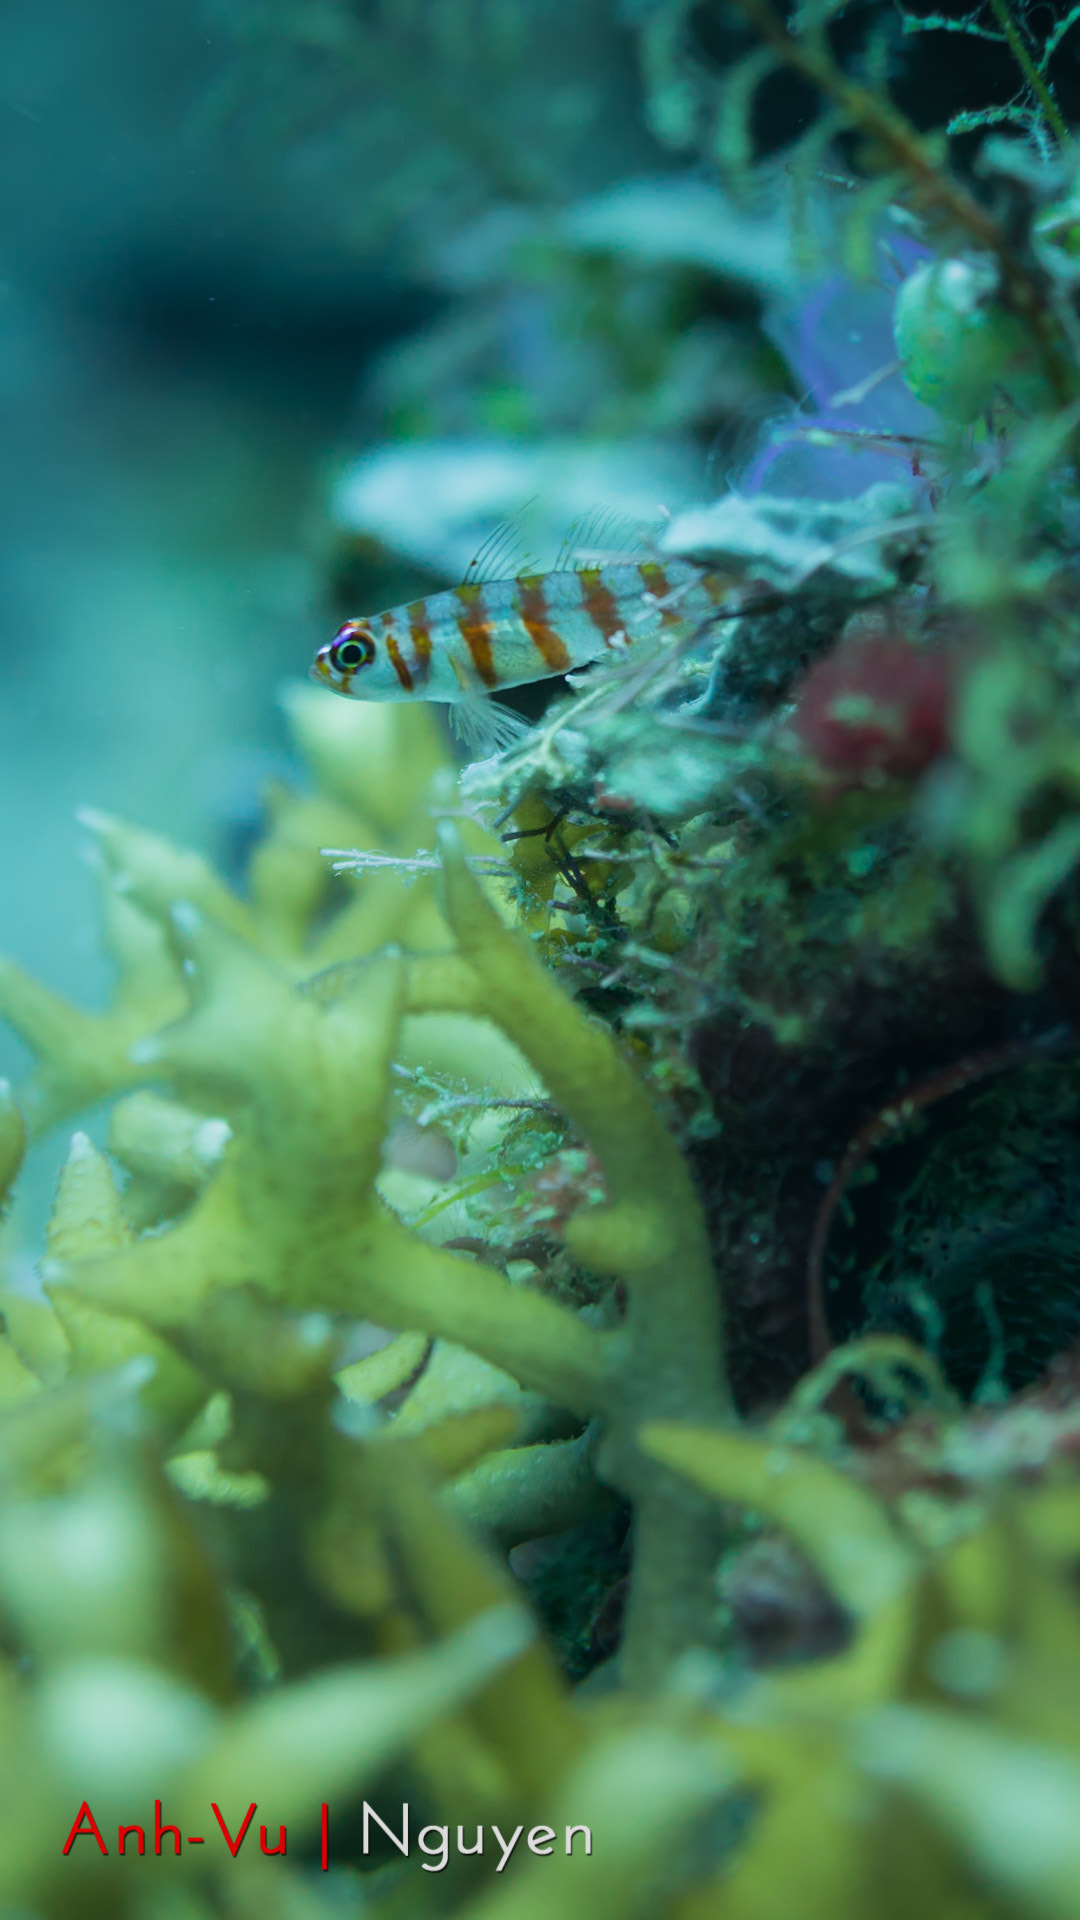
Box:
[555,505,662,573]
[462,500,540,585]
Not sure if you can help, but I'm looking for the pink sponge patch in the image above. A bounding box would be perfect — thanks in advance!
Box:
[790,624,955,785]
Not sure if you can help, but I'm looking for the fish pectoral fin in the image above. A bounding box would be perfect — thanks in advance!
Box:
[449,697,531,761]
[564,661,603,689]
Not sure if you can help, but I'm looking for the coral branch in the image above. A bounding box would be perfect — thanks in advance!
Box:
[445,1429,613,1547]
[369,1438,582,1805]
[355,1215,612,1417]
[432,823,731,1685]
[642,1421,918,1709]
[0,895,188,1134]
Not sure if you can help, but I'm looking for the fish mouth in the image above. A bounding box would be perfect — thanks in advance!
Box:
[310,651,335,687]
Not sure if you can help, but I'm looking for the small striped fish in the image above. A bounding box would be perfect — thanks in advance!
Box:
[311,557,729,752]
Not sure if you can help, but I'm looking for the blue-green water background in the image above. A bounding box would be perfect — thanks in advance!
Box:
[0,3,434,1234]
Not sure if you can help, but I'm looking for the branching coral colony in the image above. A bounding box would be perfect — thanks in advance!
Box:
[12,8,1080,1920]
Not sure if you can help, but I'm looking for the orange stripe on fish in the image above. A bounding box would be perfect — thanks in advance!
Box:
[701,571,730,605]
[385,632,414,692]
[516,574,571,673]
[637,561,681,628]
[453,582,498,687]
[578,567,626,648]
[406,599,433,687]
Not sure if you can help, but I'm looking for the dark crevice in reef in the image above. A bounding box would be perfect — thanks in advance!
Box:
[689,936,1078,1410]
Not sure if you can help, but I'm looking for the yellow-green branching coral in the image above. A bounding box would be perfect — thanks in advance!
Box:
[42,898,604,1416]
[0,881,188,1135]
[446,1428,613,1548]
[855,1707,1080,1920]
[462,1726,735,1920]
[0,659,740,1803]
[0,1448,233,1697]
[407,821,730,1684]
[359,1431,582,1806]
[107,1091,231,1193]
[178,1602,536,1841]
[336,1327,431,1405]
[641,1421,918,1711]
[248,781,392,962]
[0,1083,40,1405]
[634,1403,1080,1918]
[2,1593,532,1917]
[106,1089,232,1231]
[41,1131,207,1429]
[0,1331,40,1408]
[279,680,448,847]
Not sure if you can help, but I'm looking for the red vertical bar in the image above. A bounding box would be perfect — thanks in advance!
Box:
[321,1803,328,1872]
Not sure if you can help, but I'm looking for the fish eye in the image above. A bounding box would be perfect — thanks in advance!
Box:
[329,627,375,672]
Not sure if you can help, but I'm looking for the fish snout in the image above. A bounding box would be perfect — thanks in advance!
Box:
[311,646,336,688]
